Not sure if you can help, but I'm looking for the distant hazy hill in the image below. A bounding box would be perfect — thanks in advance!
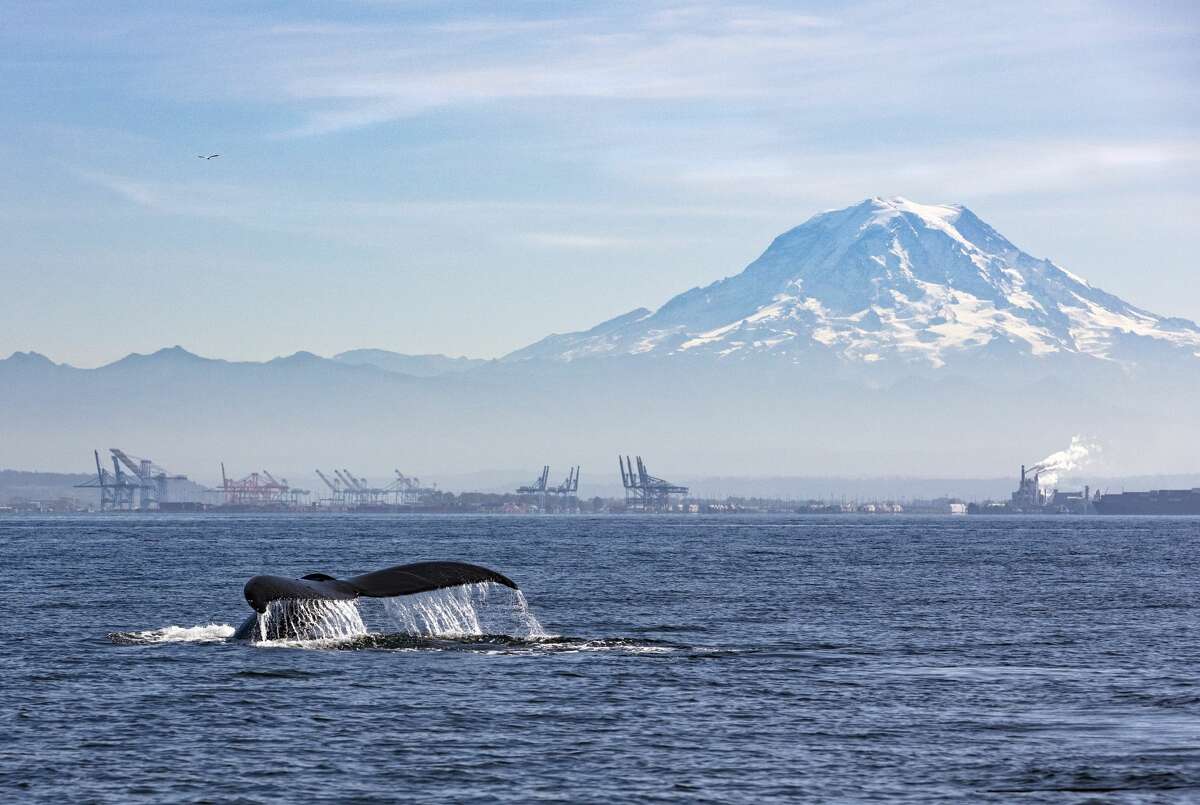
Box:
[3,199,1198,482]
[332,349,489,377]
[0,469,96,505]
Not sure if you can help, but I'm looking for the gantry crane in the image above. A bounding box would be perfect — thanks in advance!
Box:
[619,455,688,512]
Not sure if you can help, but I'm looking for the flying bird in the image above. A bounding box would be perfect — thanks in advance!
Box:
[197,154,220,160]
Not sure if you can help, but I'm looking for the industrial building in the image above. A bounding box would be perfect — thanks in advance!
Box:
[1095,488,1200,515]
[971,464,1094,514]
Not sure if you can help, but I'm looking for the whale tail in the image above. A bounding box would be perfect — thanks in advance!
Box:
[346,561,517,599]
[234,561,519,641]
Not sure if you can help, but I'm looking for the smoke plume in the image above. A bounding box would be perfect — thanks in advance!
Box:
[1030,435,1099,487]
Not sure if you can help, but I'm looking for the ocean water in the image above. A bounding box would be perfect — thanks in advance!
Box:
[3,514,1200,803]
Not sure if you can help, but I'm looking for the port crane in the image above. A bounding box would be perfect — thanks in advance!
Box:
[76,447,181,511]
[516,466,551,511]
[315,469,345,507]
[334,469,358,502]
[386,470,430,506]
[218,463,307,508]
[552,466,580,495]
[619,455,688,512]
[393,470,421,490]
[517,466,550,495]
[516,465,581,512]
[316,466,432,508]
[75,450,140,511]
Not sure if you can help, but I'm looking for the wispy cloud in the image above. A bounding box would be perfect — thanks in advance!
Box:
[73,169,254,219]
[650,140,1200,201]
[516,232,653,250]
[194,1,1189,140]
[76,170,165,209]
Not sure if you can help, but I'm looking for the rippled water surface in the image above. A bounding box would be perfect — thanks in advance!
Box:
[4,514,1200,803]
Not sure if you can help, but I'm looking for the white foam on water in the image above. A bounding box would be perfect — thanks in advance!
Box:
[255,598,367,645]
[382,582,549,639]
[529,638,676,654]
[120,623,235,643]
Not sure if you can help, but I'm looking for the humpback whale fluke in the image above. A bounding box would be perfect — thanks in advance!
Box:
[234,561,519,641]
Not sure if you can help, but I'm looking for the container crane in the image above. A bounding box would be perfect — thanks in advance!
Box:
[315,469,345,508]
[619,455,688,512]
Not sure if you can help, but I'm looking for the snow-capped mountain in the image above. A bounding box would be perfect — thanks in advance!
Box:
[505,197,1200,369]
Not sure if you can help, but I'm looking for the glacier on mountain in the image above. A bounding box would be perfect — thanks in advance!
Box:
[505,197,1200,369]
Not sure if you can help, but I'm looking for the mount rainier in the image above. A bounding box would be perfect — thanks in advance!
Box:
[3,197,1199,476]
[506,197,1200,371]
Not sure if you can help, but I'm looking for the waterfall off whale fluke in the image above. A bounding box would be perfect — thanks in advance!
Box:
[232,560,519,642]
[383,583,547,639]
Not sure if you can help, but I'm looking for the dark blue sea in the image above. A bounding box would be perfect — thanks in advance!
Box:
[4,514,1200,803]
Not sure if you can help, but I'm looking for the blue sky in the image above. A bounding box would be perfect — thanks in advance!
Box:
[2,0,1197,366]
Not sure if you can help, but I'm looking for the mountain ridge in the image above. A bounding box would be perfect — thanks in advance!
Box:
[0,346,487,380]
